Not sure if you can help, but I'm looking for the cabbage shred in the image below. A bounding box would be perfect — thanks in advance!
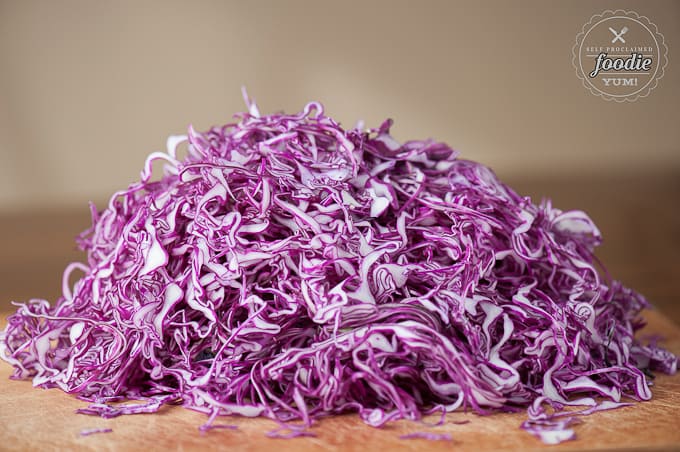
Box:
[1,96,676,444]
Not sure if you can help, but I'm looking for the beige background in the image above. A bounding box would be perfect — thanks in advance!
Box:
[0,0,678,213]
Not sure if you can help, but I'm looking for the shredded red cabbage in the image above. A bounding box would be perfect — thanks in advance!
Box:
[79,428,113,437]
[399,431,453,441]
[1,94,676,444]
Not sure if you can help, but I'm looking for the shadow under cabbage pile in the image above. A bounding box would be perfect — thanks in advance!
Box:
[1,97,676,443]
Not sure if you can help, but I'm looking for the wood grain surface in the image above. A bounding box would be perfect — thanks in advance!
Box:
[0,173,678,450]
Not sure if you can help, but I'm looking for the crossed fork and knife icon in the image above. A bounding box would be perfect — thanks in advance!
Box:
[609,26,628,44]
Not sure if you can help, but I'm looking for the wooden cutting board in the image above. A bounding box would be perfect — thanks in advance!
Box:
[1,308,678,451]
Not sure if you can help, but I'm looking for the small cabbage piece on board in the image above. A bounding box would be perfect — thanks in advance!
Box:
[0,93,676,444]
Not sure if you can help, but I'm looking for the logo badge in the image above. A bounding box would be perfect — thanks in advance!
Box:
[573,10,667,102]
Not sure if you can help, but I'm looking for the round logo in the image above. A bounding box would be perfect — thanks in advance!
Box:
[572,10,668,102]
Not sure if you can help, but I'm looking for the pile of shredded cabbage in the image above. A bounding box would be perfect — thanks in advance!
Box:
[1,95,676,444]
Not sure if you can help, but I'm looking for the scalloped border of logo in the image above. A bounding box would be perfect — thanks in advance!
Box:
[572,10,668,102]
